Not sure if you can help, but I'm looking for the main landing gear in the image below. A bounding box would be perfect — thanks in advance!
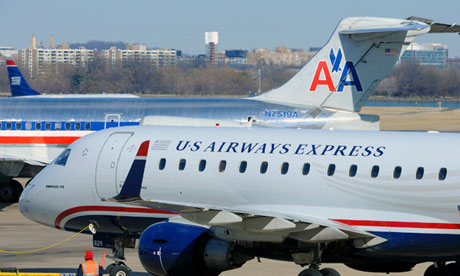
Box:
[103,237,135,276]
[425,262,460,276]
[298,266,341,276]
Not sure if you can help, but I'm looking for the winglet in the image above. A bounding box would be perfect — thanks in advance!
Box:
[113,140,150,201]
[7,60,41,97]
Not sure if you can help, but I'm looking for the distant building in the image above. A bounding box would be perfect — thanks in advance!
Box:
[247,46,315,67]
[400,43,448,69]
[205,32,218,65]
[18,44,96,75]
[100,44,177,67]
[17,35,96,75]
[225,50,247,65]
[447,58,460,69]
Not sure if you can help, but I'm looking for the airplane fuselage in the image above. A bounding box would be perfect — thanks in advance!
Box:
[20,126,460,265]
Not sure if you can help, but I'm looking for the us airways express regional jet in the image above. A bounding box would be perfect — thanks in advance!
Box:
[1,16,459,203]
[20,124,460,276]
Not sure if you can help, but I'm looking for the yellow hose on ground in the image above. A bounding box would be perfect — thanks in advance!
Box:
[0,225,90,254]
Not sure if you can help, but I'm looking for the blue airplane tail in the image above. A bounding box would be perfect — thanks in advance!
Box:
[6,60,40,97]
[115,140,150,200]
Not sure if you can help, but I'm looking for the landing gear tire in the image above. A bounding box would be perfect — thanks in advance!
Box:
[0,180,23,203]
[109,265,130,276]
[298,268,323,276]
[424,264,453,276]
[447,263,460,275]
[320,267,341,276]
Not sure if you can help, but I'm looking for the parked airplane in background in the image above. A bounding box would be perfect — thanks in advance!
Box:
[6,60,40,97]
[2,16,460,203]
[20,123,460,276]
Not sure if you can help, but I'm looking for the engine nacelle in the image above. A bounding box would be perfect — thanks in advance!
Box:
[138,222,250,276]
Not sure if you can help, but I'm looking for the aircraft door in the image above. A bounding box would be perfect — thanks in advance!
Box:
[105,114,121,129]
[95,132,133,199]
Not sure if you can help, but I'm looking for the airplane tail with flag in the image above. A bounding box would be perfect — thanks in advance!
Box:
[6,60,41,97]
[254,16,460,112]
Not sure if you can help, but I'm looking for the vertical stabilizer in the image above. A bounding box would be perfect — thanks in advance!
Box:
[254,17,431,112]
[6,60,40,97]
[115,140,150,200]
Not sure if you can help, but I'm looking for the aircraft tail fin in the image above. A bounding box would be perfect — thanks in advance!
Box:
[114,140,150,201]
[254,17,458,112]
[6,60,41,97]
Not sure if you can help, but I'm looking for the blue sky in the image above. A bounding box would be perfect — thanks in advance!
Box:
[2,0,460,56]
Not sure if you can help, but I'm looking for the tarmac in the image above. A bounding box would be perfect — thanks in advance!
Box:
[0,203,431,276]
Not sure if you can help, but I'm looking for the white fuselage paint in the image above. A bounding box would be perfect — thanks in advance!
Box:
[19,126,460,261]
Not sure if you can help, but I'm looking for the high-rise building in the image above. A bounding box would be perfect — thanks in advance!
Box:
[17,35,96,75]
[18,44,96,75]
[205,32,218,65]
[247,47,315,67]
[100,45,177,67]
[400,43,448,69]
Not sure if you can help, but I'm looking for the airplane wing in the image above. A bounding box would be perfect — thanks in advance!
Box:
[0,155,47,177]
[407,16,460,33]
[107,196,385,248]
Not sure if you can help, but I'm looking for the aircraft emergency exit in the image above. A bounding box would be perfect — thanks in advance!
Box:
[20,124,460,276]
[2,15,460,204]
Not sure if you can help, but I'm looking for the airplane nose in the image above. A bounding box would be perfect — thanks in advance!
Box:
[19,181,35,221]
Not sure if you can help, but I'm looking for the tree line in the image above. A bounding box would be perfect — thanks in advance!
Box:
[0,59,460,98]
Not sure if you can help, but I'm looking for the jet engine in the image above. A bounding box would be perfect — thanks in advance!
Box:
[138,222,252,276]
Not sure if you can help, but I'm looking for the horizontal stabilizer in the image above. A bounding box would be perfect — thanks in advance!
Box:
[339,22,428,35]
[407,16,460,33]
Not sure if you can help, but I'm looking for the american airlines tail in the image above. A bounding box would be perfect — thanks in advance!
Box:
[254,16,458,112]
[6,60,40,97]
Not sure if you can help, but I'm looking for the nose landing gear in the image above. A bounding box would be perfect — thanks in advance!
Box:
[93,235,135,276]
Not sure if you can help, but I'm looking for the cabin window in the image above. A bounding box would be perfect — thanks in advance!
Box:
[55,122,62,130]
[15,122,22,130]
[302,163,310,175]
[6,122,12,130]
[349,164,357,177]
[84,122,91,130]
[75,122,81,130]
[219,160,227,172]
[178,159,186,171]
[0,122,2,129]
[393,166,402,179]
[65,122,71,130]
[281,162,289,175]
[36,122,41,130]
[439,168,447,181]
[327,164,336,176]
[198,160,206,172]
[416,167,424,180]
[239,161,247,173]
[45,122,52,130]
[260,161,268,174]
[158,158,166,170]
[371,165,379,178]
[25,122,32,130]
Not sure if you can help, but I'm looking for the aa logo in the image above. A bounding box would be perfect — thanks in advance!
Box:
[309,48,363,92]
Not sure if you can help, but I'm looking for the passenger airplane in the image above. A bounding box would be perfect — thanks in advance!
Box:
[20,124,460,276]
[2,16,459,204]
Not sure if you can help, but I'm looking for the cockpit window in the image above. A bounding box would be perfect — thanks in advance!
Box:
[55,149,71,166]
